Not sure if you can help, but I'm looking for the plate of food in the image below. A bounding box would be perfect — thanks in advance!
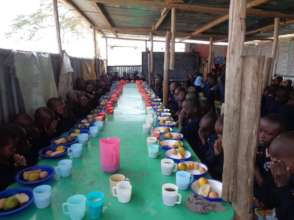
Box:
[52,135,77,147]
[16,165,55,186]
[159,112,171,117]
[177,161,208,178]
[0,188,33,217]
[159,140,184,150]
[159,119,176,127]
[39,145,67,159]
[165,148,191,162]
[191,178,222,202]
[153,126,171,134]
[162,132,183,140]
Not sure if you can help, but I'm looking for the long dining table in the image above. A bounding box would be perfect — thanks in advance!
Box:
[9,83,234,220]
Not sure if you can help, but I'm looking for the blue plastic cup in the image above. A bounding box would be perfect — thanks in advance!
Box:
[89,126,99,138]
[148,143,159,158]
[68,143,83,158]
[55,159,72,177]
[77,133,89,144]
[94,121,103,131]
[86,192,105,219]
[176,171,194,190]
[33,185,52,209]
[63,194,86,220]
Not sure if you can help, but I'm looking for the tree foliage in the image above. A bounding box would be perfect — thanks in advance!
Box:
[5,0,88,41]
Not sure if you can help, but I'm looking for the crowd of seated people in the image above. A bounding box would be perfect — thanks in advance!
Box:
[0,77,112,190]
[167,71,294,220]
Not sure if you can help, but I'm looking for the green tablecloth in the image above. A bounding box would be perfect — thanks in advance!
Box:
[9,84,234,220]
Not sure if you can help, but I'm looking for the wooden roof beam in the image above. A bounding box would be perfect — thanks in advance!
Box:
[93,0,294,18]
[246,19,294,36]
[152,8,170,32]
[64,0,104,36]
[184,0,271,40]
[94,3,118,37]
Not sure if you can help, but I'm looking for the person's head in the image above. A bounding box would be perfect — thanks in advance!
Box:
[0,126,16,159]
[47,97,66,117]
[34,107,57,137]
[169,82,178,95]
[199,112,217,137]
[269,131,294,174]
[182,99,199,117]
[6,124,32,154]
[175,87,186,103]
[187,86,196,93]
[215,115,224,139]
[85,81,95,94]
[207,74,217,86]
[258,114,286,147]
[263,86,276,97]
[276,76,283,84]
[79,94,89,108]
[185,92,198,103]
[275,87,289,104]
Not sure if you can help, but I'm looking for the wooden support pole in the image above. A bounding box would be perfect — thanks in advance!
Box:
[270,17,280,81]
[163,32,171,107]
[93,28,98,76]
[105,37,109,74]
[53,0,62,54]
[149,33,154,85]
[207,37,213,76]
[169,8,176,70]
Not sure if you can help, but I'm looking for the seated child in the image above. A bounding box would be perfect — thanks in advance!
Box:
[210,115,224,181]
[258,131,294,220]
[47,97,75,134]
[255,114,286,188]
[178,99,200,147]
[196,112,217,163]
[34,107,58,149]
[0,126,27,190]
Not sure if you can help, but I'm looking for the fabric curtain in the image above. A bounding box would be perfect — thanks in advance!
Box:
[14,51,58,116]
[58,52,74,99]
[0,49,25,124]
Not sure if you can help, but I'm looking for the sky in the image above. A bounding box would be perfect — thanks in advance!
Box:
[0,0,185,65]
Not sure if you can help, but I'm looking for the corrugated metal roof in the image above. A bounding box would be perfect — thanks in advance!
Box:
[69,0,294,41]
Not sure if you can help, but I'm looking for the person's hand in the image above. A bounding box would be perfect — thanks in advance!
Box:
[13,154,27,167]
[198,128,206,145]
[254,168,264,186]
[213,139,222,156]
[270,159,291,187]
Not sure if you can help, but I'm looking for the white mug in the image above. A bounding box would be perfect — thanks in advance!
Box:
[147,137,157,145]
[161,158,176,176]
[162,183,182,206]
[112,181,132,203]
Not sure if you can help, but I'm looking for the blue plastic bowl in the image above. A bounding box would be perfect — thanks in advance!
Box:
[0,188,33,217]
[190,179,223,202]
[165,149,192,163]
[39,145,67,159]
[16,165,55,186]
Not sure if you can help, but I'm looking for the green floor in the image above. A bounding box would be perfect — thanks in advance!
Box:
[9,84,234,220]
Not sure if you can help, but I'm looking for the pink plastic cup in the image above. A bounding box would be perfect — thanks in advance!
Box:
[99,137,120,173]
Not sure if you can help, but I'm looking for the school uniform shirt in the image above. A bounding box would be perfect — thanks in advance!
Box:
[181,117,200,147]
[260,176,294,220]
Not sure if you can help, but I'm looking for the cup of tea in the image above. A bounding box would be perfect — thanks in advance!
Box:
[146,137,157,146]
[86,192,104,220]
[112,181,132,203]
[162,183,182,206]
[161,158,176,176]
[33,185,52,209]
[55,159,72,177]
[176,171,194,190]
[89,126,99,138]
[77,133,89,145]
[63,194,86,220]
[109,174,128,195]
[142,123,151,134]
